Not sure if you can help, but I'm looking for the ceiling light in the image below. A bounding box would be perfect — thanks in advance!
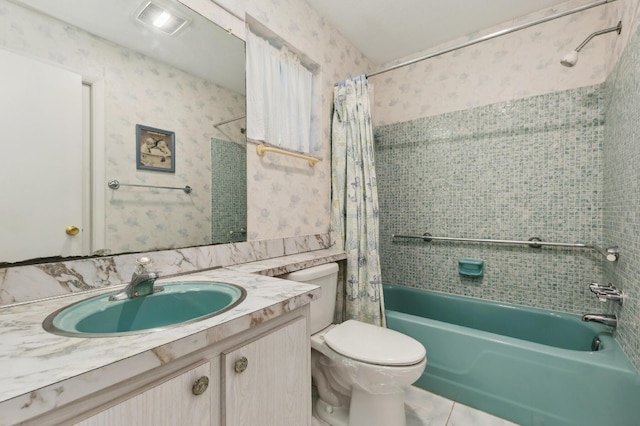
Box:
[136,2,188,36]
[153,11,171,28]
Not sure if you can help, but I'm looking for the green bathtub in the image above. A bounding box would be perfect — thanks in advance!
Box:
[384,284,640,426]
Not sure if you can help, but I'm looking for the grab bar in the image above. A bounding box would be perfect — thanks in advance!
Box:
[229,228,247,236]
[255,144,321,167]
[108,179,192,194]
[392,233,620,262]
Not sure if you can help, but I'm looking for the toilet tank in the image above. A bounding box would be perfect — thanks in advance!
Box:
[281,263,339,334]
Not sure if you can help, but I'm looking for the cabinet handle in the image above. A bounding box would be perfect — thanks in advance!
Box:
[234,356,248,373]
[192,376,209,395]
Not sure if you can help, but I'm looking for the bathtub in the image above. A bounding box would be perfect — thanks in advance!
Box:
[383,284,640,426]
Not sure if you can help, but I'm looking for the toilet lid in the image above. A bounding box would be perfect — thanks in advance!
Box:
[323,320,426,366]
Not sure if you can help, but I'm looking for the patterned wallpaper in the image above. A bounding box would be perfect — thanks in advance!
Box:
[375,85,607,315]
[370,0,621,126]
[603,6,640,370]
[211,0,373,241]
[0,1,246,255]
[605,0,640,75]
[103,50,245,253]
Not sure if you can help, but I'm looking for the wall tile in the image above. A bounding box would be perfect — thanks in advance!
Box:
[375,86,607,315]
[603,11,640,370]
[211,138,247,244]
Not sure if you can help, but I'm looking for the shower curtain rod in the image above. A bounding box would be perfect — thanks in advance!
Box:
[341,0,616,82]
[213,115,246,128]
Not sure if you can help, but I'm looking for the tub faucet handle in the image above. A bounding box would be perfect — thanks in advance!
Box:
[588,282,623,305]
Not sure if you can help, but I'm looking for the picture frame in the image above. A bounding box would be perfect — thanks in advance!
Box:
[136,124,175,173]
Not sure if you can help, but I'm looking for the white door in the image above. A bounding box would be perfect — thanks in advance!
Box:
[0,48,84,263]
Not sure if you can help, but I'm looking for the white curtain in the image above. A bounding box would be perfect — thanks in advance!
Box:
[331,76,385,326]
[246,31,312,153]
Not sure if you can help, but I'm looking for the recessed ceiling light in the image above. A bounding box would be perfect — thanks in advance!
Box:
[136,2,188,36]
[153,11,171,28]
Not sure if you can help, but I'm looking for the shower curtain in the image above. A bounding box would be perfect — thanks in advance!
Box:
[331,75,385,327]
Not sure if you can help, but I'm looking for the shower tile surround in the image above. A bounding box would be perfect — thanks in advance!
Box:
[376,18,640,371]
[211,138,247,243]
[603,17,640,370]
[376,85,607,316]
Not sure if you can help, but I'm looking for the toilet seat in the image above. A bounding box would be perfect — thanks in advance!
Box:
[323,320,426,366]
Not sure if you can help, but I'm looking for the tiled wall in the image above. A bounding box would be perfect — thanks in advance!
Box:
[211,138,247,244]
[371,0,640,370]
[603,18,640,369]
[375,85,609,314]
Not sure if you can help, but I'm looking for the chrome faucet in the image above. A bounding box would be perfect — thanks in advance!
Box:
[109,257,162,301]
[588,282,624,305]
[582,313,617,327]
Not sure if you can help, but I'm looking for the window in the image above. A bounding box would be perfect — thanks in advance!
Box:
[246,31,313,153]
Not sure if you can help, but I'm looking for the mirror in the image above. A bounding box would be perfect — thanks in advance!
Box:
[0,0,246,264]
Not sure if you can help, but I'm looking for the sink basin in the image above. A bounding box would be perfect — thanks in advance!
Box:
[43,281,246,337]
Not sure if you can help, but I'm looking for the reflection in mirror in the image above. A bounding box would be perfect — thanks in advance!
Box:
[0,0,247,264]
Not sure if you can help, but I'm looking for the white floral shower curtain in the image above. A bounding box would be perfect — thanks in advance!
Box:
[331,75,385,327]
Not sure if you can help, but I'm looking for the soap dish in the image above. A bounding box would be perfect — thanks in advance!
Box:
[459,258,484,277]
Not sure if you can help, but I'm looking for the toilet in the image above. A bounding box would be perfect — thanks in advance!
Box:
[282,263,426,426]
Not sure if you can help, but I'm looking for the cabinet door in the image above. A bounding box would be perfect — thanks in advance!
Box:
[76,362,212,426]
[222,316,310,426]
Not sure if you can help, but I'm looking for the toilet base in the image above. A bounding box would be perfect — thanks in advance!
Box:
[315,398,348,426]
[314,388,407,426]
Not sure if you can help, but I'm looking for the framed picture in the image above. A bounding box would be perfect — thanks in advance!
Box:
[136,124,175,173]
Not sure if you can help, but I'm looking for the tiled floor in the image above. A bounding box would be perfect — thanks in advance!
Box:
[313,385,518,426]
[404,386,518,426]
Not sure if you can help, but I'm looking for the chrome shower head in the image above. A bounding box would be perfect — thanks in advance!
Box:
[561,21,622,67]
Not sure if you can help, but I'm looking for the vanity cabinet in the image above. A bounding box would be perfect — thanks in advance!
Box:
[76,362,212,426]
[26,308,311,426]
[222,315,310,425]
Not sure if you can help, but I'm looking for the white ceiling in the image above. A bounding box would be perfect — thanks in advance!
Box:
[306,0,592,65]
[13,0,246,94]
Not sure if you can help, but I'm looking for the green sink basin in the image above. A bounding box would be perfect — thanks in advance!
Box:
[43,281,246,337]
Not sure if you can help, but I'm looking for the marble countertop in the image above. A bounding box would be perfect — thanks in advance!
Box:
[0,249,345,424]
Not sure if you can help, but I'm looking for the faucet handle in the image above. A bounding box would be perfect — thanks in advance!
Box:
[135,256,153,273]
[588,282,623,305]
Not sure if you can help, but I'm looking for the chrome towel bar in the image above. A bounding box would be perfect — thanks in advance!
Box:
[392,233,620,262]
[108,179,192,194]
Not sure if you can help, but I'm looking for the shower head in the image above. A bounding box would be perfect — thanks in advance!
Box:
[560,50,579,67]
[561,21,622,67]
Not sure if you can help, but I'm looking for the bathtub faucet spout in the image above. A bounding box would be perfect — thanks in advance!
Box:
[582,313,617,327]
